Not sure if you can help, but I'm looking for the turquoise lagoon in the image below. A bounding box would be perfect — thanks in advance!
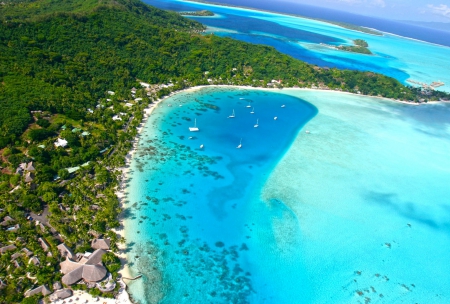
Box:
[124,87,450,303]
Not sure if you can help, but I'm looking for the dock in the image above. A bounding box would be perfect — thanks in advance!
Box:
[122,274,142,281]
[407,79,445,90]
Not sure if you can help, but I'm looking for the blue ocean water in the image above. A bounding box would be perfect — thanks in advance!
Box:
[125,88,317,303]
[144,0,450,92]
[125,87,450,303]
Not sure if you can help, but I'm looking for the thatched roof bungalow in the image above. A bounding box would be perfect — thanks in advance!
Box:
[24,285,51,297]
[0,244,16,254]
[61,249,107,286]
[91,238,110,250]
[57,243,75,260]
[49,288,73,301]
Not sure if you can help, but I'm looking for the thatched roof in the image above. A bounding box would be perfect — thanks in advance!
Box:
[57,243,75,259]
[29,256,40,266]
[22,248,33,257]
[61,249,107,285]
[62,266,84,285]
[38,238,50,251]
[85,249,106,265]
[0,216,14,226]
[24,285,51,297]
[53,281,62,290]
[24,172,35,183]
[0,245,16,254]
[83,264,107,282]
[91,238,110,250]
[11,252,22,260]
[26,162,36,172]
[50,288,73,300]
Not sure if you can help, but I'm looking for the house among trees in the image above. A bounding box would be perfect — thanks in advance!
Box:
[29,256,40,266]
[60,249,108,286]
[22,248,33,257]
[24,172,35,183]
[24,285,51,298]
[91,238,111,250]
[57,243,76,260]
[26,161,36,172]
[38,238,50,252]
[15,163,27,175]
[0,216,14,226]
[0,244,16,254]
[49,288,73,301]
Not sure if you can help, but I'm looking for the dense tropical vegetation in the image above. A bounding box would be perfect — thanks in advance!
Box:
[0,0,449,302]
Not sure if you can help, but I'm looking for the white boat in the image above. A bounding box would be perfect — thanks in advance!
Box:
[254,119,259,128]
[189,119,199,132]
[305,130,310,134]
[246,103,251,108]
[274,117,278,120]
[228,109,235,118]
[240,98,245,100]
[236,138,242,149]
[281,105,285,108]
[250,107,255,114]
[189,136,193,139]
[200,144,204,149]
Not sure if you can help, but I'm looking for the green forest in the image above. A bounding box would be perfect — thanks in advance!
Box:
[0,0,449,302]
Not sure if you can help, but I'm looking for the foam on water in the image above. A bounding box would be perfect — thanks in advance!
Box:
[125,87,450,303]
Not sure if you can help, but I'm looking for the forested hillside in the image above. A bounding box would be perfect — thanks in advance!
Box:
[1,0,448,148]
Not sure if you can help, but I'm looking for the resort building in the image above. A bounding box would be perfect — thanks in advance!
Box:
[24,285,51,298]
[91,238,111,250]
[57,243,76,260]
[60,249,108,286]
[38,237,50,252]
[49,288,73,301]
[0,244,16,254]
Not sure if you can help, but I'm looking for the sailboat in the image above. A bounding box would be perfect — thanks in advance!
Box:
[246,102,251,108]
[250,107,255,114]
[254,119,259,128]
[228,109,235,118]
[189,118,199,132]
[236,138,242,149]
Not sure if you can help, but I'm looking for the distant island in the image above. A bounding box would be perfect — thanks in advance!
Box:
[180,10,214,16]
[337,39,372,54]
[321,39,372,54]
[186,0,383,36]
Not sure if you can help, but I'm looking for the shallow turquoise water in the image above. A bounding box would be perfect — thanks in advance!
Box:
[125,87,450,303]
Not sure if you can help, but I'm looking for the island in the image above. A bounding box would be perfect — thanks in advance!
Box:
[337,39,372,54]
[0,0,449,303]
[179,10,215,16]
